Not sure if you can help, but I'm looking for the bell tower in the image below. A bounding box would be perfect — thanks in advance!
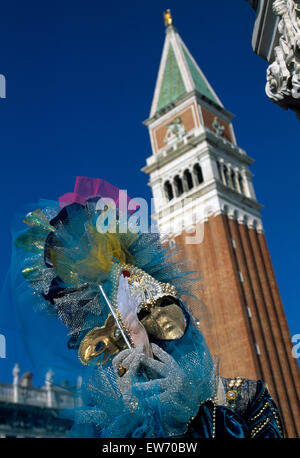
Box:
[142,11,300,437]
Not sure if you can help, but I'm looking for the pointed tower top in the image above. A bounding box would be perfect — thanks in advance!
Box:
[148,16,223,118]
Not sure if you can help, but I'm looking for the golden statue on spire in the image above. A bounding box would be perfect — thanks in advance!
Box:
[163,9,173,27]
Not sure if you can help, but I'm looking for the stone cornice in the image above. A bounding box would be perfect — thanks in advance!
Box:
[251,0,279,61]
[205,130,254,164]
[142,129,253,175]
[215,180,264,213]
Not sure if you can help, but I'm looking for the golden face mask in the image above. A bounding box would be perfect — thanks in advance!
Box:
[140,300,186,341]
[78,313,127,365]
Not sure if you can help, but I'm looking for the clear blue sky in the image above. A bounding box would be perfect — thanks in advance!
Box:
[0,0,299,384]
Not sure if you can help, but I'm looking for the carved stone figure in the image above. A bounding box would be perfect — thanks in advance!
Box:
[164,117,186,145]
[266,0,300,117]
[19,372,33,388]
[212,116,225,137]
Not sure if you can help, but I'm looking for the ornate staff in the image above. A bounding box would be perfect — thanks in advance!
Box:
[98,284,132,349]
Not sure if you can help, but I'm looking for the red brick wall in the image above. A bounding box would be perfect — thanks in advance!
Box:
[175,215,257,378]
[173,214,300,437]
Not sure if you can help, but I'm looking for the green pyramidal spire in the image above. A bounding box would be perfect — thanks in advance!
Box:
[181,45,218,105]
[150,15,222,116]
[156,44,186,112]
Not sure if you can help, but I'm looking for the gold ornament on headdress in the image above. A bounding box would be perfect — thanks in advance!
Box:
[120,264,178,311]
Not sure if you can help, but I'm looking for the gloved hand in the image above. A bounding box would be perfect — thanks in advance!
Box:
[112,343,200,437]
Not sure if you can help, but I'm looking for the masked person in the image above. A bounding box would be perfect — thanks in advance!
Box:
[12,176,283,438]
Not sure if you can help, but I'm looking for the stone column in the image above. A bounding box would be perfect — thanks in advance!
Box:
[227,164,234,189]
[234,168,242,193]
[201,152,216,183]
[218,159,226,185]
[182,174,189,193]
[151,179,163,210]
[240,168,252,198]
[12,363,20,403]
[45,369,54,408]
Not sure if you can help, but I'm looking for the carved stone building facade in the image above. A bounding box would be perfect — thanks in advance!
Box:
[0,364,76,437]
[247,0,300,118]
[142,13,300,437]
